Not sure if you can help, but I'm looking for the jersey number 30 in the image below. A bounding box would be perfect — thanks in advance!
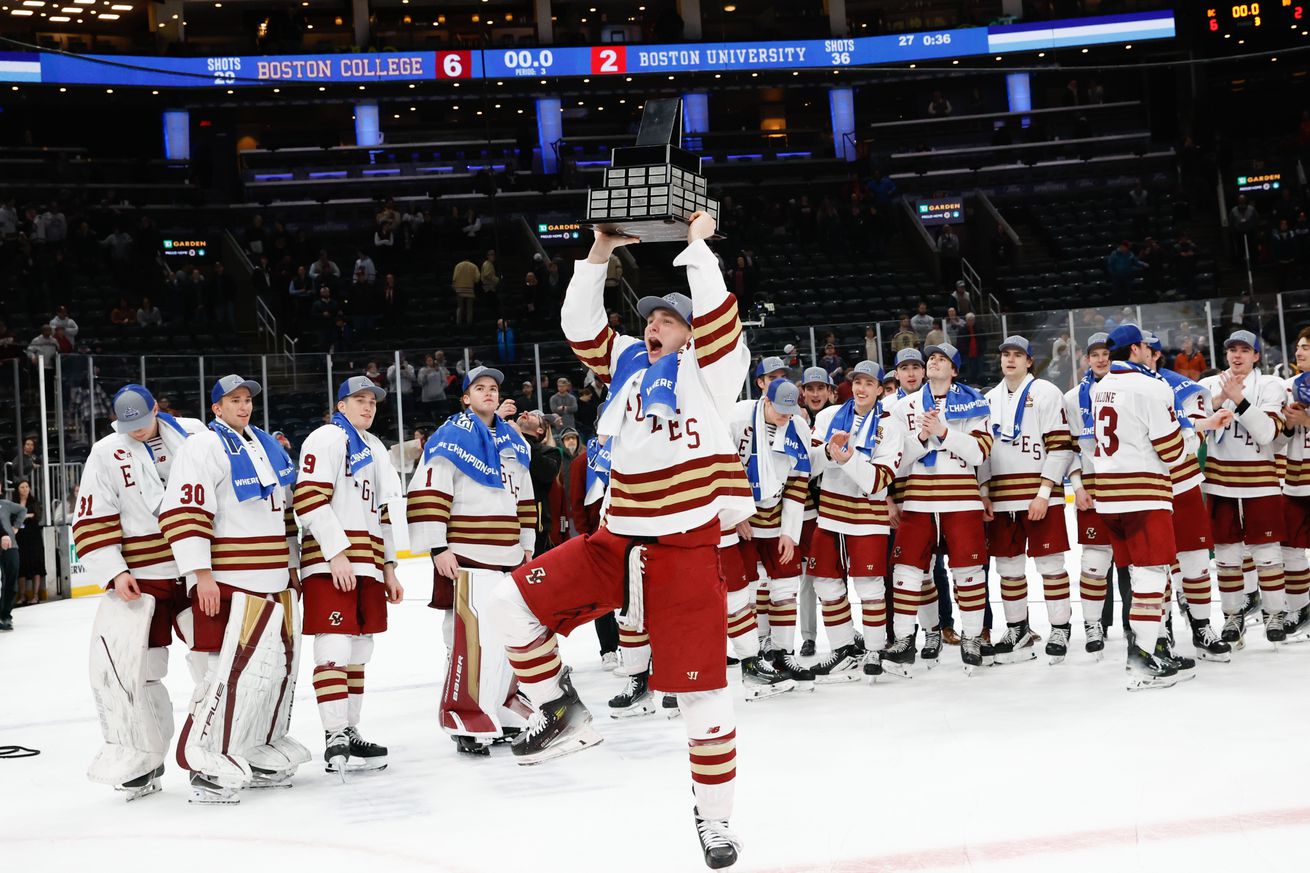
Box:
[1094,407,1119,457]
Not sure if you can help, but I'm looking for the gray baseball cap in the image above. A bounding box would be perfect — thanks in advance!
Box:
[850,360,885,382]
[463,365,505,390]
[112,384,157,434]
[337,375,386,401]
[755,355,787,378]
[924,342,961,369]
[210,374,262,404]
[998,335,1033,357]
[765,378,801,416]
[895,348,925,368]
[1086,331,1110,352]
[1224,329,1261,352]
[800,366,833,386]
[636,292,693,326]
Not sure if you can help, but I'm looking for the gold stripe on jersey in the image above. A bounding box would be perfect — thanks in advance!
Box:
[284,506,298,539]
[749,502,783,529]
[121,533,173,569]
[211,535,291,571]
[1277,454,1288,482]
[818,491,891,525]
[301,531,384,568]
[1203,457,1281,489]
[159,506,215,543]
[986,473,1062,503]
[608,455,752,518]
[568,326,618,383]
[692,295,742,369]
[972,430,995,460]
[72,516,123,556]
[406,489,453,526]
[1170,454,1202,486]
[902,474,982,502]
[1043,431,1074,453]
[292,481,333,517]
[447,515,522,547]
[1285,457,1310,488]
[1089,472,1173,503]
[1150,429,1185,464]
[782,475,809,505]
[517,499,538,530]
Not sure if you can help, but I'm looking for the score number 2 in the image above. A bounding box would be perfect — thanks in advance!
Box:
[591,45,627,75]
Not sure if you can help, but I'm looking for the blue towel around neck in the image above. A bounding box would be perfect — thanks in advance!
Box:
[423,410,532,489]
[332,411,375,474]
[209,419,297,503]
[920,382,988,467]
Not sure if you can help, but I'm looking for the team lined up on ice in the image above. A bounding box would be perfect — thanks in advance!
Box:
[76,210,1308,870]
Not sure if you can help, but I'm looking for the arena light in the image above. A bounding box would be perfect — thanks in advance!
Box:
[21,2,45,7]
[99,12,118,17]
[110,3,130,9]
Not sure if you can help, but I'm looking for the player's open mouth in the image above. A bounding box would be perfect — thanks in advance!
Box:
[647,338,663,354]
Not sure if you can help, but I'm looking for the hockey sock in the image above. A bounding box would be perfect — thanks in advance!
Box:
[917,573,940,632]
[811,577,853,650]
[682,688,736,822]
[1127,566,1168,647]
[1282,547,1310,611]
[1078,547,1111,620]
[618,624,652,675]
[996,555,1028,624]
[505,630,564,707]
[1242,553,1258,594]
[754,582,771,639]
[890,565,921,638]
[1177,549,1213,621]
[852,576,887,641]
[1216,561,1245,615]
[346,635,374,726]
[1251,542,1287,614]
[953,566,987,638]
[313,635,353,732]
[1037,557,1072,627]
[727,605,759,659]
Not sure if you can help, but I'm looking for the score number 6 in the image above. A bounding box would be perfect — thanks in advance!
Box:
[436,51,472,79]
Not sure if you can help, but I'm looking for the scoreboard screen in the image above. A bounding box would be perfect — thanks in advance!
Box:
[1202,2,1306,37]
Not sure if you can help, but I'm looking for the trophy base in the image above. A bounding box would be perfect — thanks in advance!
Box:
[583,218,724,243]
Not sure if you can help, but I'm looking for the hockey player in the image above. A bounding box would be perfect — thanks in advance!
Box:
[406,366,536,755]
[1089,325,1188,690]
[980,336,1074,664]
[728,377,812,691]
[885,343,992,674]
[490,213,755,868]
[808,361,905,680]
[745,355,788,644]
[1143,333,1234,662]
[1199,330,1289,646]
[1279,326,1310,640]
[1063,332,1114,655]
[295,376,405,777]
[159,374,304,801]
[79,384,205,800]
[795,366,835,657]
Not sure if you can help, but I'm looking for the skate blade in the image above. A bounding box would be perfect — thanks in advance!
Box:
[1126,676,1180,691]
[1172,669,1197,683]
[325,756,349,783]
[743,679,797,702]
[248,778,294,790]
[1048,654,1066,666]
[189,789,240,804]
[880,663,913,679]
[515,727,604,766]
[994,651,1037,665]
[663,708,683,720]
[921,657,939,671]
[609,701,657,719]
[1086,649,1105,661]
[812,672,861,685]
[122,782,161,802]
[345,761,388,772]
[962,664,979,677]
[1195,650,1232,662]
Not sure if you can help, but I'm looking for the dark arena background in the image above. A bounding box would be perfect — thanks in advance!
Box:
[4,2,1310,871]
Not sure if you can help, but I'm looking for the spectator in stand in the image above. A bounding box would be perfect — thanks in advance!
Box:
[959,312,984,385]
[524,271,542,314]
[495,318,518,365]
[1174,231,1198,295]
[311,285,340,350]
[309,249,341,289]
[1086,78,1105,104]
[911,302,934,338]
[836,369,854,403]
[354,248,378,285]
[1137,237,1163,296]
[1127,181,1150,236]
[1106,240,1147,294]
[0,319,19,359]
[13,479,45,605]
[864,326,879,363]
[1229,194,1259,262]
[952,279,971,315]
[938,224,962,283]
[944,307,965,346]
[1272,218,1299,293]
[924,319,946,348]
[452,258,479,326]
[137,296,163,329]
[101,224,134,287]
[272,430,293,454]
[417,353,451,423]
[544,260,563,308]
[110,297,134,326]
[13,436,39,489]
[50,304,78,342]
[388,352,416,399]
[514,410,561,557]
[245,214,267,257]
[26,325,57,367]
[210,261,236,324]
[1061,79,1081,107]
[390,426,429,478]
[52,325,72,354]
[890,316,918,354]
[867,170,896,211]
[727,255,755,315]
[1049,332,1071,389]
[363,359,386,390]
[380,273,403,324]
[289,264,313,300]
[329,312,352,355]
[818,342,844,379]
[606,311,624,335]
[1174,336,1206,381]
[480,249,501,310]
[517,380,538,413]
[575,382,599,440]
[372,225,395,269]
[550,377,578,432]
[927,90,953,116]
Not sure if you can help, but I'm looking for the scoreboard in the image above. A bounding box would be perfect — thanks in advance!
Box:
[1201,1,1306,39]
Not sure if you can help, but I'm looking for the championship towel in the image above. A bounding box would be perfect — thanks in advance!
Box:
[423,411,531,489]
[584,437,612,506]
[332,411,374,474]
[209,419,296,503]
[595,343,682,439]
[825,398,880,457]
[921,382,988,467]
[1155,368,1206,430]
[992,374,1035,444]
[745,399,810,502]
[1076,369,1097,443]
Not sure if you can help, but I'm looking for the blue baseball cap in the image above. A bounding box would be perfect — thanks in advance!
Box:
[636,292,692,326]
[1144,331,1163,353]
[1106,324,1145,351]
[800,366,833,386]
[210,374,262,405]
[112,384,157,434]
[895,348,925,368]
[1224,329,1261,353]
[462,365,505,391]
[998,335,1033,357]
[338,375,386,402]
[850,360,885,382]
[924,342,962,370]
[755,356,787,378]
[765,378,801,416]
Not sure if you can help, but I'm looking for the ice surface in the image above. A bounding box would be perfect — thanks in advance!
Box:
[5,546,1310,873]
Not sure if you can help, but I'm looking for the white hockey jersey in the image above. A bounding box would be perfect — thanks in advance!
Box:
[406,447,535,569]
[72,416,205,587]
[294,423,403,581]
[728,399,811,542]
[1160,374,1209,495]
[1063,380,1100,500]
[564,240,754,537]
[1198,370,1285,498]
[1089,364,1184,514]
[887,385,992,514]
[809,401,903,536]
[159,427,299,593]
[981,376,1073,512]
[1280,376,1310,497]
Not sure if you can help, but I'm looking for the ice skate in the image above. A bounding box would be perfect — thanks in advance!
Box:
[344,727,388,771]
[1125,644,1179,691]
[188,772,240,804]
[1153,637,1196,682]
[453,735,491,757]
[608,670,656,718]
[861,650,883,681]
[1264,611,1287,645]
[799,639,817,657]
[765,648,815,683]
[1046,624,1071,665]
[1084,620,1105,658]
[249,767,295,789]
[1242,590,1263,626]
[1283,605,1310,642]
[1221,612,1246,650]
[601,652,620,673]
[960,635,984,676]
[993,620,1037,664]
[118,765,163,802]
[513,676,603,765]
[662,694,681,719]
[695,808,742,869]
[1190,619,1232,662]
[323,729,351,781]
[980,628,996,666]
[808,644,863,684]
[919,629,942,669]
[878,631,916,679]
[740,656,798,702]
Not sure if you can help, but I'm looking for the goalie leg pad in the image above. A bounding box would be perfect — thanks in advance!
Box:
[88,591,170,787]
[248,589,311,772]
[442,569,529,740]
